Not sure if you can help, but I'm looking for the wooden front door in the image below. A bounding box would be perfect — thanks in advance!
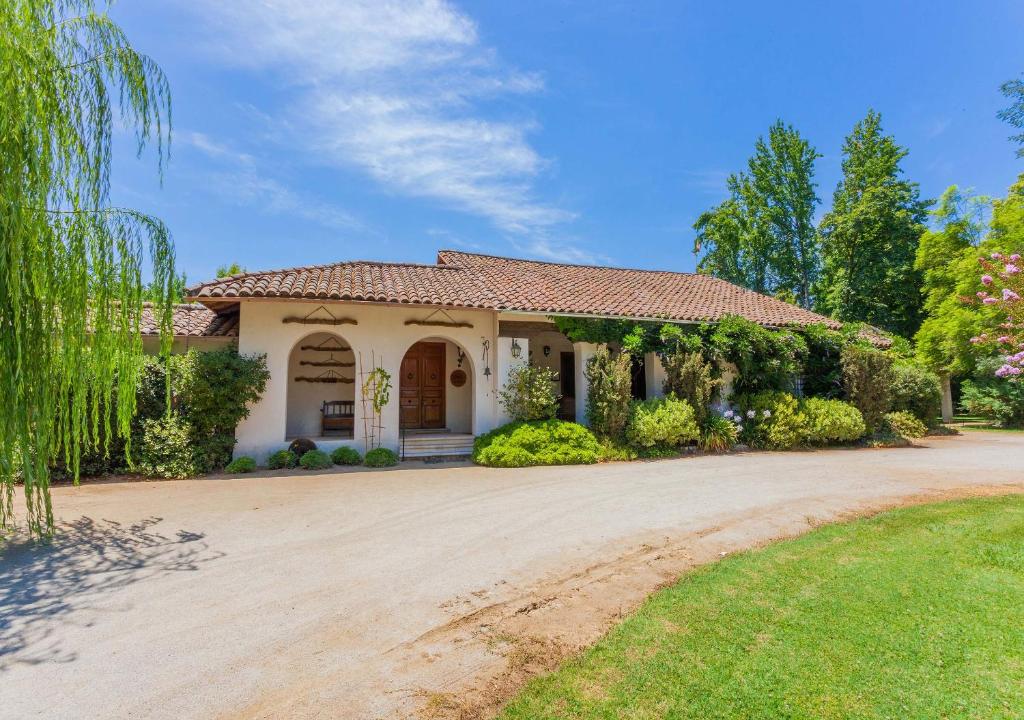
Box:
[400,342,446,429]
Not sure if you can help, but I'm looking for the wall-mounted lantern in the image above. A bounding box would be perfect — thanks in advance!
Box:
[543,345,551,357]
[510,338,522,359]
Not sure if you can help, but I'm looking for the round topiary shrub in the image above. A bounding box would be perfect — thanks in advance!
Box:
[800,398,866,445]
[225,456,257,473]
[364,447,399,467]
[331,446,362,465]
[288,437,317,457]
[881,411,928,441]
[299,449,332,470]
[625,396,699,451]
[267,449,298,470]
[473,419,601,467]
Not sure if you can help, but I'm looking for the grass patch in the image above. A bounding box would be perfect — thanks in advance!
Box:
[500,495,1024,719]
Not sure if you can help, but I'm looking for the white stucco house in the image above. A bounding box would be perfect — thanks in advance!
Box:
[150,250,845,461]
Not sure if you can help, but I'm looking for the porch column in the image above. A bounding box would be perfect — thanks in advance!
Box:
[941,372,954,424]
[573,342,600,425]
[496,337,528,425]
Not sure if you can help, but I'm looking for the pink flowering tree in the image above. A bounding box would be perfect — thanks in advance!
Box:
[971,252,1024,378]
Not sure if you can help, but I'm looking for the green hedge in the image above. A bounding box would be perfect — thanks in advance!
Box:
[299,449,332,470]
[625,396,700,451]
[331,446,363,465]
[473,420,601,467]
[267,449,298,470]
[225,456,257,473]
[801,398,866,445]
[365,447,399,467]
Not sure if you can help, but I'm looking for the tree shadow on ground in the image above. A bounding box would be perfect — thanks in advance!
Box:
[0,516,223,671]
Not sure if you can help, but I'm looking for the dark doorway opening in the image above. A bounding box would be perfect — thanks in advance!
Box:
[630,354,647,401]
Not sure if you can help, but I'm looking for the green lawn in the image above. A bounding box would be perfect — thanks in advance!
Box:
[500,496,1024,720]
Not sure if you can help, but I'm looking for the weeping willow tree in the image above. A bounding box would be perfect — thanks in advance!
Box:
[1,0,175,535]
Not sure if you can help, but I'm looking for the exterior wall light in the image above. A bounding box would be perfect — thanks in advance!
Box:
[543,345,551,357]
[510,338,522,358]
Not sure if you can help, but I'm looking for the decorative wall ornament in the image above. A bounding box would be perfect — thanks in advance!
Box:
[481,337,491,377]
[456,348,466,368]
[283,305,358,326]
[300,336,351,352]
[299,360,355,368]
[450,369,467,387]
[294,369,354,384]
[404,308,473,329]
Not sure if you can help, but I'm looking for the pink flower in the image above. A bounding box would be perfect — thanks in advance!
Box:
[999,336,1012,344]
[1007,264,1021,275]
[982,275,994,285]
[984,297,999,305]
[1004,289,1021,301]
[992,252,1004,260]
[977,291,989,298]
[970,336,982,344]
[1012,254,1022,262]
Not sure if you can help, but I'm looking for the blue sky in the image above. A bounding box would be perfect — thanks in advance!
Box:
[108,0,1024,286]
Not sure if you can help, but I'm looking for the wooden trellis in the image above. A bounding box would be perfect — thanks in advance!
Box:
[358,351,391,453]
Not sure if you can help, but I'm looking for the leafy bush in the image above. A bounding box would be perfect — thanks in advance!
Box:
[299,449,332,470]
[473,420,601,467]
[801,398,866,445]
[890,363,943,428]
[703,315,807,395]
[841,345,895,433]
[960,357,1024,427]
[288,437,317,457]
[267,449,297,470]
[800,324,847,399]
[660,350,717,423]
[585,347,633,438]
[330,446,362,465]
[136,415,201,479]
[596,439,639,462]
[881,411,928,440]
[499,363,560,422]
[625,396,700,451]
[699,415,739,452]
[364,447,399,467]
[225,456,257,473]
[735,392,806,450]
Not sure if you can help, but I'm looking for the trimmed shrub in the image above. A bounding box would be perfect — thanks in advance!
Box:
[890,364,943,428]
[225,456,257,473]
[364,447,399,467]
[881,411,928,440]
[136,415,201,479]
[499,363,560,422]
[660,350,717,424]
[331,446,362,465]
[299,449,332,470]
[703,315,807,395]
[625,396,700,451]
[699,415,739,452]
[267,449,298,470]
[801,398,866,445]
[473,419,601,467]
[841,345,895,433]
[960,357,1024,428]
[288,437,317,457]
[735,391,806,450]
[585,347,633,438]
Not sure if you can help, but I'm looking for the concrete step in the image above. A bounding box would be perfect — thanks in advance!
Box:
[401,434,474,458]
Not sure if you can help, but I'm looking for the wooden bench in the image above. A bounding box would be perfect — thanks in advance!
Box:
[321,400,354,437]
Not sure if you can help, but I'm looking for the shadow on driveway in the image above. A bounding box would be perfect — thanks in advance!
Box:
[0,516,222,671]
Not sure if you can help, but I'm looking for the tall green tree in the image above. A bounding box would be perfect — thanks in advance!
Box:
[1,1,174,534]
[216,262,246,278]
[998,75,1024,157]
[694,121,820,307]
[913,187,990,375]
[817,110,930,337]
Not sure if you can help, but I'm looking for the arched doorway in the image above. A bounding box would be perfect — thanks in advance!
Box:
[286,332,356,439]
[399,337,473,434]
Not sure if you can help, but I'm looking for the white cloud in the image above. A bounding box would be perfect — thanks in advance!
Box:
[189,0,576,238]
[179,129,363,231]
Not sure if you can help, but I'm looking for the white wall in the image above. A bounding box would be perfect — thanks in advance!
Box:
[234,301,497,461]
[142,336,235,355]
[644,352,667,399]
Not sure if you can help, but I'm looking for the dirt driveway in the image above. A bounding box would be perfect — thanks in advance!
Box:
[2,431,1023,719]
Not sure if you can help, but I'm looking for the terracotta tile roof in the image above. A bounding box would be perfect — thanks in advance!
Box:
[187,261,496,308]
[437,250,841,328]
[186,250,840,329]
[141,303,239,338]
